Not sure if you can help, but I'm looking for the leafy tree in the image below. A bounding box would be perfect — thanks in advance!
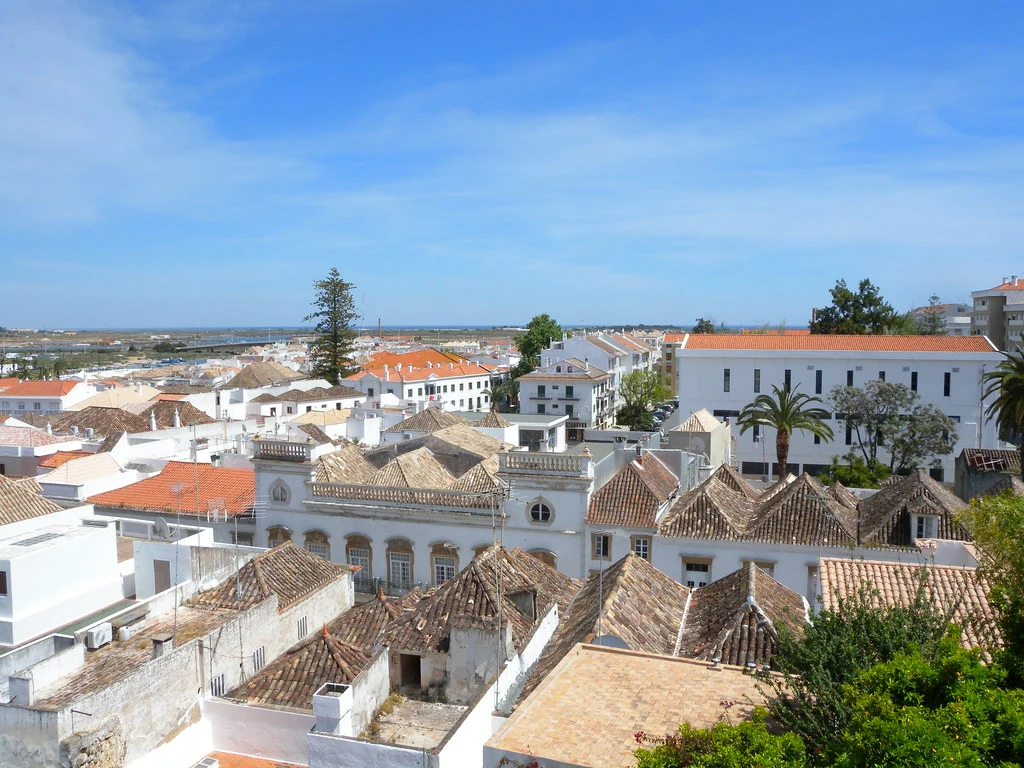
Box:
[304,267,359,385]
[810,278,899,334]
[761,580,950,761]
[982,348,1024,457]
[635,710,808,768]
[512,314,563,376]
[737,385,833,478]
[916,294,947,335]
[830,381,956,473]
[616,370,670,430]
[882,310,919,336]
[817,452,891,488]
[483,378,519,413]
[692,317,716,334]
[959,492,1024,685]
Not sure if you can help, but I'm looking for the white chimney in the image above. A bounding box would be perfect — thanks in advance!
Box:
[150,411,157,431]
[312,682,354,737]
[173,409,181,428]
[449,362,453,369]
[151,632,174,658]
[1014,276,1019,286]
[1004,276,1009,284]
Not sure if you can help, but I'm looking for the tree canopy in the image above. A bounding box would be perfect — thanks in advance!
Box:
[810,279,901,334]
[916,294,948,335]
[304,267,359,385]
[616,370,670,430]
[513,314,563,377]
[692,317,716,334]
[982,348,1024,448]
[830,380,956,473]
[737,385,833,478]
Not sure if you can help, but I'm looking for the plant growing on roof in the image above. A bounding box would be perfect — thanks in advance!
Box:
[304,267,360,385]
[737,385,833,479]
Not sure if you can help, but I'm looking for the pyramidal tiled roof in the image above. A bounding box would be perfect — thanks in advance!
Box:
[858,469,969,546]
[50,407,149,437]
[673,409,722,433]
[229,624,372,711]
[223,361,303,389]
[709,463,762,500]
[384,408,468,434]
[366,447,455,489]
[517,553,690,706]
[586,453,679,528]
[384,546,580,654]
[678,562,808,666]
[449,455,500,493]
[746,473,858,546]
[0,477,62,525]
[315,445,377,484]
[658,474,758,540]
[330,589,427,650]
[476,409,511,429]
[186,542,348,613]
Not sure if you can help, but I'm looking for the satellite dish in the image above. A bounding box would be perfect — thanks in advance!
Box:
[154,517,172,541]
[591,634,630,650]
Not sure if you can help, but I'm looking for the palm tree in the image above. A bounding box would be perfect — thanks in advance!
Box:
[982,349,1024,476]
[737,384,834,479]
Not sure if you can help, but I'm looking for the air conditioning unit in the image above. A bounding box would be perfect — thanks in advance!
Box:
[85,623,112,650]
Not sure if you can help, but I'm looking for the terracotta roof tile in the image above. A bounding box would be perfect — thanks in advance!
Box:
[315,445,377,484]
[586,453,678,528]
[681,334,997,352]
[223,362,303,389]
[135,400,216,428]
[88,461,255,518]
[858,470,968,546]
[38,450,94,469]
[961,447,1021,474]
[187,542,348,612]
[0,477,62,524]
[384,408,468,434]
[476,409,511,429]
[517,358,610,381]
[819,557,998,650]
[366,447,455,489]
[673,408,722,433]
[0,425,78,447]
[50,407,150,437]
[0,380,81,397]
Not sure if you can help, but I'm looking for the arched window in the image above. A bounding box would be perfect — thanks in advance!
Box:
[304,530,330,560]
[270,481,289,504]
[345,534,372,578]
[528,499,553,524]
[529,549,557,568]
[267,526,292,548]
[386,538,414,589]
[430,542,459,585]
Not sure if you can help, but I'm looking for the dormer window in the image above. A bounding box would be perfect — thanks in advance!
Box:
[915,515,938,539]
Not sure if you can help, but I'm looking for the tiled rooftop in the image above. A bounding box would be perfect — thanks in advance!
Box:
[961,447,1021,474]
[207,752,305,768]
[0,380,81,397]
[488,645,767,768]
[87,461,255,518]
[222,361,304,389]
[37,450,94,469]
[50,406,150,436]
[384,407,468,434]
[819,557,998,650]
[517,357,610,381]
[680,334,997,352]
[0,425,78,447]
[0,477,62,524]
[586,453,678,528]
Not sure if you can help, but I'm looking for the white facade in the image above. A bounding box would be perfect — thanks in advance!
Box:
[518,358,613,438]
[0,517,122,646]
[670,337,1002,480]
[347,364,498,413]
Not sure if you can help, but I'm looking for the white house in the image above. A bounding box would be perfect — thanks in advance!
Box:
[517,358,614,441]
[544,332,657,406]
[665,334,1002,480]
[0,380,96,415]
[346,360,498,412]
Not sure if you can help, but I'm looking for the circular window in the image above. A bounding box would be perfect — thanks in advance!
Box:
[529,502,552,523]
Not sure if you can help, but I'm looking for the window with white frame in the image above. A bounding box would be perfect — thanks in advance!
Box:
[433,556,456,585]
[631,536,650,560]
[915,515,938,539]
[389,551,413,587]
[348,546,370,574]
[592,533,611,560]
[210,674,226,698]
[304,530,330,560]
[684,559,711,588]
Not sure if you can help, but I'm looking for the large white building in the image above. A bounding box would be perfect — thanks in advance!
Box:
[517,358,614,440]
[663,333,1002,480]
[971,275,1024,351]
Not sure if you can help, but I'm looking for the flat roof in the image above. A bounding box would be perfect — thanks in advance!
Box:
[487,644,766,768]
[0,524,104,559]
[374,699,468,750]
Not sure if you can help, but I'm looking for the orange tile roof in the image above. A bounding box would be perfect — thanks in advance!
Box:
[681,334,997,352]
[38,450,93,469]
[989,280,1024,291]
[663,333,686,343]
[207,753,304,768]
[0,378,20,391]
[1,380,81,397]
[87,461,254,517]
[368,349,468,368]
[349,361,494,382]
[152,393,186,401]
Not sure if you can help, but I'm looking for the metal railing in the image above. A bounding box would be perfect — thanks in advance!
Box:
[354,576,425,597]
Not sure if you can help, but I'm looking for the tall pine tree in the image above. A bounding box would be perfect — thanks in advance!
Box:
[305,268,359,385]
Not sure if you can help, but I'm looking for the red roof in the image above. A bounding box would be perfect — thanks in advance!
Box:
[87,461,254,517]
[38,450,94,469]
[0,378,20,391]
[680,335,997,353]
[989,280,1024,291]
[368,349,468,368]
[1,380,81,397]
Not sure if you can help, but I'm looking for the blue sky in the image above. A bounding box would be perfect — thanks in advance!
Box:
[1,1,1022,329]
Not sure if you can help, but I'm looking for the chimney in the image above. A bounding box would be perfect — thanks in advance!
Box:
[449,362,453,369]
[1014,276,1019,286]
[150,411,157,431]
[1004,276,1009,285]
[46,423,52,436]
[173,408,181,428]
[585,358,589,372]
[151,632,174,658]
[135,382,141,394]
[395,363,402,372]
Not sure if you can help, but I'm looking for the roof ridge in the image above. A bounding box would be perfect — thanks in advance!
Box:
[251,555,271,600]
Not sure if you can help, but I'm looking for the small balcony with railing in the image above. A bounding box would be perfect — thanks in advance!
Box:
[497,450,593,478]
[253,436,335,463]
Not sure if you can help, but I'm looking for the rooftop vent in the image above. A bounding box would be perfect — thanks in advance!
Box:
[151,632,174,659]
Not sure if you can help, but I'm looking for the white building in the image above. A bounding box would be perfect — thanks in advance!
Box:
[346,360,497,412]
[517,358,614,440]
[544,332,657,409]
[971,274,1024,351]
[665,334,1002,480]
[909,302,972,337]
[0,380,96,415]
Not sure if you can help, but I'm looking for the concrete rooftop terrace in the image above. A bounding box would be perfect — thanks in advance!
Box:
[487,644,767,768]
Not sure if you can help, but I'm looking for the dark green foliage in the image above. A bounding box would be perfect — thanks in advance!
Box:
[810,279,899,334]
[982,349,1024,447]
[737,385,833,478]
[917,295,948,335]
[635,710,808,768]
[513,314,563,374]
[817,453,891,488]
[692,317,716,334]
[304,267,359,385]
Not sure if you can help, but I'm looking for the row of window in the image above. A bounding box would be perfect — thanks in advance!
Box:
[723,368,951,395]
[591,533,651,561]
[535,403,574,416]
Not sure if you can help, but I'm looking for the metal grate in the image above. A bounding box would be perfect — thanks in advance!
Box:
[12,532,62,547]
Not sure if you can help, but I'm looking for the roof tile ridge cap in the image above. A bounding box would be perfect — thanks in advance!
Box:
[251,554,272,601]
[323,631,357,680]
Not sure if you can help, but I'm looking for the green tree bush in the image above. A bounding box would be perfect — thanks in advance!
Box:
[305,267,359,385]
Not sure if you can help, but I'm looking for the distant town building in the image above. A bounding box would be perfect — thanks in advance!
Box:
[971,275,1024,351]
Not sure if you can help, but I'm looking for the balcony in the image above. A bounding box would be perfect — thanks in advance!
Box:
[557,395,580,401]
[498,451,593,478]
[529,395,552,400]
